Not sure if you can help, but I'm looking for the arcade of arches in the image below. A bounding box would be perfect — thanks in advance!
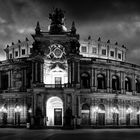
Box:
[80,72,140,93]
[80,101,140,126]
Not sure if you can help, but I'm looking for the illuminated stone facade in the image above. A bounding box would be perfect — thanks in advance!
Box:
[0,8,140,128]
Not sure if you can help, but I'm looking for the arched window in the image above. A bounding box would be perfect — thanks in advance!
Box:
[112,75,119,90]
[136,79,140,93]
[81,72,90,88]
[125,77,131,92]
[97,74,106,89]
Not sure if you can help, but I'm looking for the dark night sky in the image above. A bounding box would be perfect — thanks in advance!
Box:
[0,0,140,64]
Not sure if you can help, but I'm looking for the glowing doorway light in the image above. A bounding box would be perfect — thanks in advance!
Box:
[46,96,63,126]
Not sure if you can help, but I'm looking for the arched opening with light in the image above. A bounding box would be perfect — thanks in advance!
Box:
[46,96,63,126]
[81,103,90,125]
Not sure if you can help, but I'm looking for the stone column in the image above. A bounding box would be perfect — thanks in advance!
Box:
[24,69,27,87]
[68,61,71,85]
[72,62,75,84]
[35,62,38,82]
[40,63,43,83]
[77,62,80,83]
[94,68,97,91]
[132,74,136,95]
[8,70,11,89]
[107,69,110,93]
[120,71,125,94]
[0,71,1,89]
[91,68,94,91]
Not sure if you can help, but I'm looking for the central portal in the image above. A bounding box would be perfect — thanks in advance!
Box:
[46,96,63,126]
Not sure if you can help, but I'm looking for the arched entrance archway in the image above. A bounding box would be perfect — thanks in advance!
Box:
[81,103,90,125]
[96,104,105,126]
[46,96,63,126]
[111,106,119,125]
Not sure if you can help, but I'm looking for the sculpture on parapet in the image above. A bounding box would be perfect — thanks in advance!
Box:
[48,8,67,34]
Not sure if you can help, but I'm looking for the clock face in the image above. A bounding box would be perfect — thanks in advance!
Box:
[47,44,65,59]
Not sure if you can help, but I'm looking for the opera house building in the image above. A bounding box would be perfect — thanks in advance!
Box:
[0,8,140,128]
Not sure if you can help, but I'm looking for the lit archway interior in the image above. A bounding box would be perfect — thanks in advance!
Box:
[46,96,63,126]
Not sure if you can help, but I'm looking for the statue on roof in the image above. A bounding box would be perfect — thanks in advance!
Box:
[49,8,65,25]
[48,8,67,34]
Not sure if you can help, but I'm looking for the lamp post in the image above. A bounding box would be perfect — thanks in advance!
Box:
[27,108,32,128]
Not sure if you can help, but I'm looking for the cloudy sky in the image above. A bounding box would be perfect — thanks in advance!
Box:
[0,0,140,64]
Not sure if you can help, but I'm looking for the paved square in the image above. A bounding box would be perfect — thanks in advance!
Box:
[1,128,140,140]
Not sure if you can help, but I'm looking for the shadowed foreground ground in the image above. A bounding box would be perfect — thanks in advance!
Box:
[1,128,140,140]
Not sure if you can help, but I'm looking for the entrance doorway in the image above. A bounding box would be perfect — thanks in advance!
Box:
[81,104,90,125]
[54,108,62,125]
[46,96,63,126]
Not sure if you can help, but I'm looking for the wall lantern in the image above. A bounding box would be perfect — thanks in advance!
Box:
[14,106,22,113]
[93,106,105,113]
[111,107,119,114]
[28,108,32,113]
[126,107,133,114]
[0,106,7,113]
[137,110,140,115]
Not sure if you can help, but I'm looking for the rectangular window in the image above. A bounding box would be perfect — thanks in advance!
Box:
[92,47,97,54]
[55,77,62,88]
[22,49,25,55]
[29,48,32,54]
[81,46,87,53]
[15,51,18,57]
[110,51,114,57]
[9,53,12,59]
[102,49,106,55]
[118,53,122,59]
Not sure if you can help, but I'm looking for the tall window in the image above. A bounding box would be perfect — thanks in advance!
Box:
[118,53,122,59]
[112,75,119,90]
[97,74,106,89]
[22,49,26,55]
[125,77,131,92]
[102,49,106,55]
[55,77,62,88]
[81,46,87,53]
[9,53,12,59]
[81,72,90,88]
[55,77,62,85]
[15,51,18,57]
[92,47,97,54]
[110,51,114,57]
